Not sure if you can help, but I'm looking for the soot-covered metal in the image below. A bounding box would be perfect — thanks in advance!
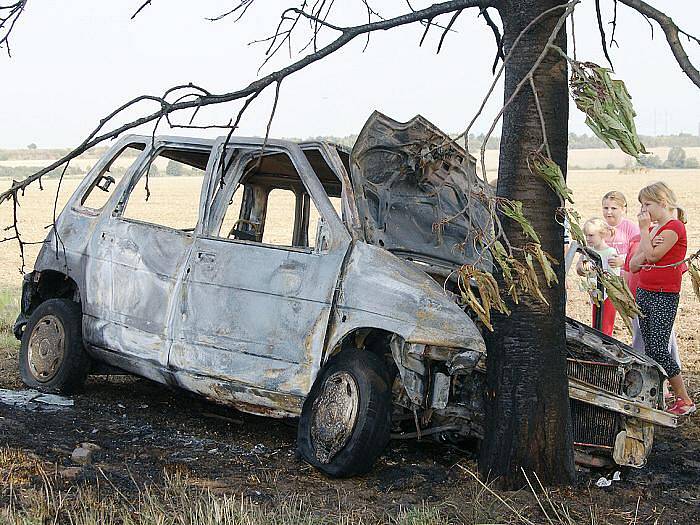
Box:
[15,112,675,477]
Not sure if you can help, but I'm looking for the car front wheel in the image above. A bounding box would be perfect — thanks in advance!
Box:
[19,298,90,394]
[297,348,391,478]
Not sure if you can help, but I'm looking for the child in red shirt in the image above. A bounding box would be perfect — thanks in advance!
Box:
[628,182,694,415]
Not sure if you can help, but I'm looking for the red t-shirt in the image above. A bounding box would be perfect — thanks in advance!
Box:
[637,219,687,293]
[623,234,641,297]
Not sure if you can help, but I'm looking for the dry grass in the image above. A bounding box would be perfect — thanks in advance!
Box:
[0,288,19,351]
[0,444,662,525]
[0,446,540,525]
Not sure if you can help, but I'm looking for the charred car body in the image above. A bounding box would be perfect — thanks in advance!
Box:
[15,112,675,477]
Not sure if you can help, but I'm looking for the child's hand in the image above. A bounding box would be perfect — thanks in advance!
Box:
[652,234,665,247]
[637,211,651,230]
[608,255,624,268]
[581,260,594,273]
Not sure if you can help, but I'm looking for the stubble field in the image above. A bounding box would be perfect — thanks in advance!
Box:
[1,168,700,523]
[2,168,700,368]
[2,168,700,365]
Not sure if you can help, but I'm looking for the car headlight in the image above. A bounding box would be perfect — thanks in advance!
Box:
[623,369,644,397]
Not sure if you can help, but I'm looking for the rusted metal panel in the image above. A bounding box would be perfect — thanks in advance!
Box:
[350,111,493,272]
[18,123,674,472]
[569,379,677,428]
[326,241,486,355]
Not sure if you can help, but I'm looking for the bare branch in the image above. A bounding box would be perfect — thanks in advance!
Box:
[208,0,257,23]
[609,0,619,48]
[437,9,462,54]
[570,4,577,60]
[1,0,493,206]
[130,0,152,20]
[419,15,435,46]
[529,77,550,158]
[0,0,28,57]
[479,7,504,73]
[594,0,614,69]
[618,0,700,88]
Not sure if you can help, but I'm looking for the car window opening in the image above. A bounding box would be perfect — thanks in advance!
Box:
[121,146,209,232]
[80,143,145,210]
[217,150,339,250]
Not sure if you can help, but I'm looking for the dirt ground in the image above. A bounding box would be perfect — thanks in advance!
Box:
[1,349,699,523]
[1,169,700,523]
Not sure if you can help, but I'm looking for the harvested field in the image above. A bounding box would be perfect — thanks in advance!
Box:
[1,168,699,523]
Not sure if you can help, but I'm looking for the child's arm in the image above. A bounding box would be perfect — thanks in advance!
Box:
[576,254,591,276]
[639,227,678,263]
[629,249,645,273]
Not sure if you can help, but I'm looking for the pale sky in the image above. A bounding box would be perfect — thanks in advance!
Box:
[1,1,699,148]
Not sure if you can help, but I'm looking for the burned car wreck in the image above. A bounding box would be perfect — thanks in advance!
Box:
[15,111,675,477]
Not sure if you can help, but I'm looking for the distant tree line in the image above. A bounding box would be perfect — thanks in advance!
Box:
[0,146,110,162]
[0,165,85,179]
[1,133,698,167]
[294,132,700,151]
[0,161,206,179]
[637,146,699,169]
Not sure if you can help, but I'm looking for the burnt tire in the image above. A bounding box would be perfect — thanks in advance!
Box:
[297,348,391,478]
[19,298,90,394]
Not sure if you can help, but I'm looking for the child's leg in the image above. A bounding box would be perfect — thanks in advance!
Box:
[601,297,617,336]
[637,289,682,379]
[591,303,604,331]
[631,316,645,351]
[669,328,681,371]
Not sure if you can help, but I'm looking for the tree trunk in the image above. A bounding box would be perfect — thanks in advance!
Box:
[478,0,576,488]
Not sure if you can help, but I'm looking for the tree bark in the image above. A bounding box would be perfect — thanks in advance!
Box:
[479,0,576,488]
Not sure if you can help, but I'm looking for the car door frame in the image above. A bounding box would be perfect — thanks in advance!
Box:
[167,138,352,414]
[82,137,215,381]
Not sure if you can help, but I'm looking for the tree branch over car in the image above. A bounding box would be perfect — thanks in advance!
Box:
[1,0,698,489]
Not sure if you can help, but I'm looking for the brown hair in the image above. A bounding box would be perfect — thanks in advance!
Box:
[602,190,628,209]
[638,181,687,224]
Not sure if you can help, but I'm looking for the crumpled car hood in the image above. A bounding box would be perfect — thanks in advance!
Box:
[350,111,493,271]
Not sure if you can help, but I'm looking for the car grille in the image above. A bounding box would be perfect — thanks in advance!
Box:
[571,399,618,448]
[567,359,623,395]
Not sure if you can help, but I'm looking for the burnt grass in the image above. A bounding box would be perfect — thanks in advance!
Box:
[0,346,699,524]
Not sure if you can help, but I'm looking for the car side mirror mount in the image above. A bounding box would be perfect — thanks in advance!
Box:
[96,174,116,192]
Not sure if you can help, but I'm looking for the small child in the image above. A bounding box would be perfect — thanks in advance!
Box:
[576,218,620,336]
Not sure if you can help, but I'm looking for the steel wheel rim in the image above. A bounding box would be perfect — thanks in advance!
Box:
[310,371,360,464]
[27,314,65,382]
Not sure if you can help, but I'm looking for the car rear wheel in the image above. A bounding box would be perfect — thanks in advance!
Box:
[297,348,391,478]
[19,298,90,394]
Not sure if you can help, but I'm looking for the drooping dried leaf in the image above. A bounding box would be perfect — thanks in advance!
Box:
[689,260,700,301]
[570,62,648,158]
[499,199,540,244]
[564,208,586,246]
[597,270,642,334]
[457,265,510,331]
[528,151,574,204]
[526,243,559,286]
